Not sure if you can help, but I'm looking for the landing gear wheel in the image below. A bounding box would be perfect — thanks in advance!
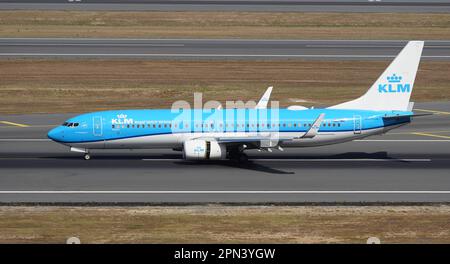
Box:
[84,153,91,160]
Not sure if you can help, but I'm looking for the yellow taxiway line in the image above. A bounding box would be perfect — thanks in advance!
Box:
[414,108,450,115]
[412,132,450,140]
[0,121,29,128]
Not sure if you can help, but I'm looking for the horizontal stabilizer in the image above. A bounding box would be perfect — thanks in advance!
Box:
[382,112,432,120]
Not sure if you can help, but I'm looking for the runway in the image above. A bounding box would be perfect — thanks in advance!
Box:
[0,102,449,203]
[1,0,450,13]
[1,38,450,60]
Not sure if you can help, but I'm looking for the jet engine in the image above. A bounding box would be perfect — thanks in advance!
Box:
[183,139,226,160]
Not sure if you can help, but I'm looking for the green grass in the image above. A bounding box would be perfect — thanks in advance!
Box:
[0,206,449,243]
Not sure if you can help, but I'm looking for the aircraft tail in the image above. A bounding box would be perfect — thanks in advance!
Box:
[328,41,424,111]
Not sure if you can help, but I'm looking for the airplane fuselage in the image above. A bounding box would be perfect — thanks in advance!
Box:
[48,108,411,151]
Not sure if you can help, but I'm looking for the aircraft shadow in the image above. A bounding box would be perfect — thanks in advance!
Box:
[174,160,295,175]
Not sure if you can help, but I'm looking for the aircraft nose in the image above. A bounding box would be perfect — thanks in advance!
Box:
[47,127,64,142]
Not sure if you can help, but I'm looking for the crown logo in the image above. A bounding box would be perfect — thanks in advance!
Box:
[387,74,402,83]
[117,114,127,119]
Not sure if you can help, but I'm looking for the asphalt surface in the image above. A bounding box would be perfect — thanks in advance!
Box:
[1,39,450,60]
[0,102,449,203]
[1,0,450,13]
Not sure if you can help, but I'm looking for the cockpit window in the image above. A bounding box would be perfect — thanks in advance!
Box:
[62,122,79,127]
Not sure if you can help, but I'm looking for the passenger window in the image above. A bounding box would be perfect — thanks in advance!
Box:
[127,125,130,128]
[112,125,115,128]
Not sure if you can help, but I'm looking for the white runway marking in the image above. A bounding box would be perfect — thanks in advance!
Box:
[1,139,448,142]
[0,43,185,47]
[0,190,449,194]
[251,158,431,162]
[306,45,450,48]
[356,139,450,142]
[0,53,449,59]
[142,158,431,162]
[0,139,51,142]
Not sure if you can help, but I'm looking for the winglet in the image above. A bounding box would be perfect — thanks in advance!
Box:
[255,86,273,109]
[407,102,414,111]
[302,113,325,138]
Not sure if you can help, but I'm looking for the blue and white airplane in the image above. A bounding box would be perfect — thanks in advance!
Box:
[48,41,424,161]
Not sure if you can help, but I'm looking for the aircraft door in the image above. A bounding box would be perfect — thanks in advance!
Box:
[93,116,103,136]
[353,115,362,134]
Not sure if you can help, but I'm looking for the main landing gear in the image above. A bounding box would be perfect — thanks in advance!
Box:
[83,153,91,160]
[228,148,248,163]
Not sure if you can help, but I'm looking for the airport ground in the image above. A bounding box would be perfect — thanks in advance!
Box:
[0,101,449,204]
[1,59,450,113]
[1,3,450,244]
[0,205,449,243]
[2,0,450,13]
[0,11,449,40]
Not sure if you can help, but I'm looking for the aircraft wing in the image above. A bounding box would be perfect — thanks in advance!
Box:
[302,113,325,138]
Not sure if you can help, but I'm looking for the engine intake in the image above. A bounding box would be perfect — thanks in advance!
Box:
[183,139,226,160]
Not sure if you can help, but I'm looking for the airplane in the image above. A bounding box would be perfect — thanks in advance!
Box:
[48,41,424,162]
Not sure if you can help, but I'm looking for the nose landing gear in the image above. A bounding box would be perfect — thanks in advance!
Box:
[69,147,91,160]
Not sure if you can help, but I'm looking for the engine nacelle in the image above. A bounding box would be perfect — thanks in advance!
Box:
[183,139,226,160]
